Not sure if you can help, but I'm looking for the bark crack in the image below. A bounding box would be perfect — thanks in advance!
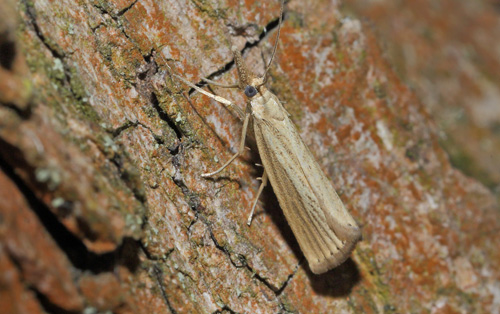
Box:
[0,150,142,274]
[210,305,239,314]
[150,91,184,140]
[0,102,32,119]
[30,287,76,314]
[276,263,300,296]
[110,119,139,137]
[110,119,172,150]
[132,48,187,146]
[184,7,286,94]
[91,1,140,54]
[22,0,65,59]
[117,0,139,16]
[241,260,299,296]
[22,0,103,125]
[153,264,179,314]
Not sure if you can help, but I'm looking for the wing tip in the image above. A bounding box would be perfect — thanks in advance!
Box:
[308,227,362,275]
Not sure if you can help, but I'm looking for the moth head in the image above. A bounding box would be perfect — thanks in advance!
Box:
[232,0,284,98]
[244,77,265,98]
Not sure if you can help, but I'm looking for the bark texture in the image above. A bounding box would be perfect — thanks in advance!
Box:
[0,0,499,313]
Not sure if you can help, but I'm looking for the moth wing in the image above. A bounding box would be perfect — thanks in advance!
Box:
[253,101,361,274]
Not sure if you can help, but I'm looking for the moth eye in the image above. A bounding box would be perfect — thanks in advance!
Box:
[244,85,258,97]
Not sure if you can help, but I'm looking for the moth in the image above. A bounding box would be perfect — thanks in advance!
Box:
[174,0,361,274]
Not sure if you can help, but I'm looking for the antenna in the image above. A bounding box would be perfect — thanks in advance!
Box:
[260,0,285,85]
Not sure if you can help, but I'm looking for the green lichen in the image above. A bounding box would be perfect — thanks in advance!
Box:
[286,11,304,30]
[436,286,475,310]
[440,135,497,190]
[191,0,228,20]
[279,296,298,314]
[51,197,65,208]
[82,307,98,314]
[354,248,398,313]
[373,81,387,99]
[35,167,62,190]
[92,0,119,17]
[22,25,102,124]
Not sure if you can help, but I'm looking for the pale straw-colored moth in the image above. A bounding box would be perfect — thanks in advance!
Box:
[174,0,361,274]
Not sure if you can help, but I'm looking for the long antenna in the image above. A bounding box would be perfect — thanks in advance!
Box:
[261,0,284,82]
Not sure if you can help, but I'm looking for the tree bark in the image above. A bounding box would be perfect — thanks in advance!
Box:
[0,0,499,313]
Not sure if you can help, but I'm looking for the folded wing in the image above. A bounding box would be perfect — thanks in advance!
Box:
[253,98,361,274]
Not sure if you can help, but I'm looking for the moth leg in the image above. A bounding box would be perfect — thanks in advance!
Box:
[173,74,245,120]
[247,170,268,226]
[201,112,251,178]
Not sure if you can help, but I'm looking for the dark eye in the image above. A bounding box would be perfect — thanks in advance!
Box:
[244,85,258,97]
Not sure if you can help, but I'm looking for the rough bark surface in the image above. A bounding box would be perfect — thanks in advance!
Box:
[0,0,498,313]
[345,0,500,199]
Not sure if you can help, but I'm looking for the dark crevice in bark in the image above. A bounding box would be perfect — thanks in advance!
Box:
[82,125,149,214]
[110,118,172,149]
[170,148,203,212]
[211,305,238,314]
[205,225,297,313]
[113,119,174,152]
[111,119,139,137]
[243,262,280,293]
[0,102,32,119]
[187,7,287,93]
[145,57,186,147]
[203,214,289,303]
[150,92,184,141]
[132,49,185,150]
[275,264,300,296]
[141,243,174,262]
[168,142,181,156]
[117,0,139,16]
[0,30,32,118]
[240,9,286,54]
[23,0,99,127]
[23,0,80,100]
[138,48,158,81]
[171,171,195,205]
[2,250,82,314]
[22,0,65,59]
[205,219,233,259]
[92,1,138,55]
[167,151,272,299]
[153,264,179,314]
[171,173,202,211]
[93,0,138,19]
[109,153,147,204]
[30,288,78,314]
[168,146,205,232]
[189,58,237,94]
[0,31,16,70]
[186,211,200,232]
[0,141,141,274]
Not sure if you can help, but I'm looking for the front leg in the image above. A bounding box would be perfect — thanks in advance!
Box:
[201,112,251,177]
